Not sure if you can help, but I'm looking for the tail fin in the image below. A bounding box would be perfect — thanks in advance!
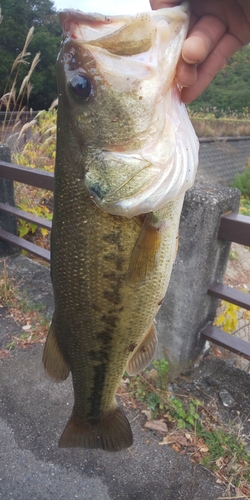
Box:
[58,407,133,452]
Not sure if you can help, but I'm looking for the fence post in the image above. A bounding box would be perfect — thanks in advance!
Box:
[0,145,18,256]
[155,180,241,372]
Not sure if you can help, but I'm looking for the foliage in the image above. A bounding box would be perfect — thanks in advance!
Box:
[127,361,200,428]
[0,0,61,109]
[215,301,240,334]
[152,358,169,390]
[18,203,52,238]
[0,260,15,304]
[188,46,250,116]
[11,110,56,243]
[168,398,200,429]
[239,196,250,216]
[0,263,50,352]
[13,109,57,170]
[232,164,250,198]
[123,359,250,495]
[199,426,250,490]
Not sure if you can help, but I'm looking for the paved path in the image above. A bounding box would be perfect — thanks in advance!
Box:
[0,255,248,500]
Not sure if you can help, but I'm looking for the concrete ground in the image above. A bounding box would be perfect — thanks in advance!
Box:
[0,255,249,500]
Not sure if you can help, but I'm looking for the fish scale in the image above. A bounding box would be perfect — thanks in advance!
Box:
[43,3,199,451]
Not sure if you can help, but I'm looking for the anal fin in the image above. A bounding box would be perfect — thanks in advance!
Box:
[58,406,133,452]
[42,319,70,382]
[126,323,157,376]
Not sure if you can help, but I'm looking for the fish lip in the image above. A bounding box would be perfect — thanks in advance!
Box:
[59,3,189,36]
[59,9,125,33]
[59,10,119,40]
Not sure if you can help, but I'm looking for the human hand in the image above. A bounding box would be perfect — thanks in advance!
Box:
[150,0,250,103]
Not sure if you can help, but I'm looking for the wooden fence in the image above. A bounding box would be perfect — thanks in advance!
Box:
[0,161,53,262]
[201,213,250,359]
[0,160,250,359]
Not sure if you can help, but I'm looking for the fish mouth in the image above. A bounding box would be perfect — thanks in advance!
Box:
[59,4,189,50]
[59,10,128,42]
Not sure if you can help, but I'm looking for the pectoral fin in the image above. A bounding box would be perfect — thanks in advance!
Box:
[128,214,164,288]
[42,319,70,382]
[126,323,157,376]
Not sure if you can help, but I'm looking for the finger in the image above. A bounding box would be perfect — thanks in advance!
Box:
[175,59,197,88]
[182,15,226,65]
[181,32,243,103]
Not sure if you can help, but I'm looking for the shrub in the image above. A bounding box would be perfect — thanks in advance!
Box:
[232,162,250,198]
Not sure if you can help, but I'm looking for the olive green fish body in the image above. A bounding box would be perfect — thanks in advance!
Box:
[43,3,199,451]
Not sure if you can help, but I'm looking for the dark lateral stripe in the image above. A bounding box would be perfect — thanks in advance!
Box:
[0,203,52,230]
[218,213,250,246]
[0,228,50,262]
[89,362,107,419]
[0,161,54,191]
[201,324,250,360]
[208,282,250,310]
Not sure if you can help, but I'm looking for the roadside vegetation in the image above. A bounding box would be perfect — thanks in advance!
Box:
[118,360,250,498]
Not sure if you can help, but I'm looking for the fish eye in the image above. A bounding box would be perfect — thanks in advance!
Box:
[69,74,92,100]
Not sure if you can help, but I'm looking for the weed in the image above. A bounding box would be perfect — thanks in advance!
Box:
[0,265,50,349]
[152,358,169,389]
[239,196,250,216]
[0,261,15,304]
[232,165,250,199]
[123,358,250,496]
[229,248,238,260]
[0,25,40,150]
[168,397,200,429]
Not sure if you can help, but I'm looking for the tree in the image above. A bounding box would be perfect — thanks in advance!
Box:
[188,46,250,116]
[0,0,61,109]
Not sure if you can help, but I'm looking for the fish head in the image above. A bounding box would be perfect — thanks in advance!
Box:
[57,4,199,217]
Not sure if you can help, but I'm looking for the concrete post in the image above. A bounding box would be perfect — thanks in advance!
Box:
[0,145,18,256]
[156,181,241,371]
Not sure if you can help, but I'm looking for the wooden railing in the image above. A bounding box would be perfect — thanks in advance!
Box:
[0,160,250,358]
[201,213,250,360]
[0,161,54,262]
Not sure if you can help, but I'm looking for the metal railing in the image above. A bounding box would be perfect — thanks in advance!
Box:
[201,213,250,359]
[0,161,54,262]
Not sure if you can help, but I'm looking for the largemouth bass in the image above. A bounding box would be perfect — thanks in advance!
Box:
[43,2,199,452]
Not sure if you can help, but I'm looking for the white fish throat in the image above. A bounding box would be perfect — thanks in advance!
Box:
[61,2,199,218]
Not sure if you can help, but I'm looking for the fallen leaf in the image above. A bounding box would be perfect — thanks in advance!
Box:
[172,444,180,452]
[0,350,11,359]
[144,420,168,433]
[214,348,222,357]
[159,435,179,445]
[176,436,190,447]
[142,410,151,420]
[22,324,31,331]
[241,485,250,495]
[199,446,209,453]
[216,457,224,469]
